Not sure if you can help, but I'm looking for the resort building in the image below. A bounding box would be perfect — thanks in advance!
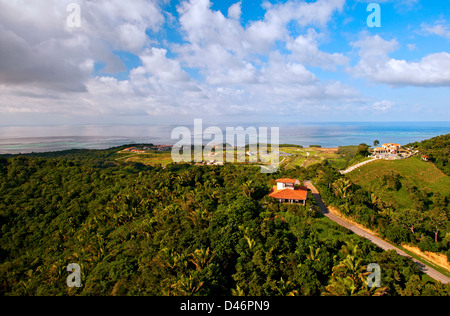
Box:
[372,142,405,160]
[382,143,401,154]
[269,179,308,205]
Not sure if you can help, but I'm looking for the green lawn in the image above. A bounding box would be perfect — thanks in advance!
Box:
[346,156,450,210]
[281,147,340,169]
[123,152,174,166]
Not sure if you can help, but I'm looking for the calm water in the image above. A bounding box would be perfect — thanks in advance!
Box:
[0,122,449,154]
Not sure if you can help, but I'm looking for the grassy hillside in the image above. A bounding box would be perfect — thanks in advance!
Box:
[407,134,449,176]
[346,156,450,211]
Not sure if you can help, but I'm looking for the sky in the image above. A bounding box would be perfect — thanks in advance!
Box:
[0,0,449,126]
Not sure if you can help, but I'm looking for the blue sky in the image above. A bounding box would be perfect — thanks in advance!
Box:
[0,0,449,125]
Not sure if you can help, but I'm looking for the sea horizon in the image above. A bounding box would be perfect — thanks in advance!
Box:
[0,121,449,155]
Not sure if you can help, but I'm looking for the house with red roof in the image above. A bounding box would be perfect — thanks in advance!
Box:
[269,179,308,205]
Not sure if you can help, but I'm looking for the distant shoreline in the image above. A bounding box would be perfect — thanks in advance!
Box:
[0,122,449,155]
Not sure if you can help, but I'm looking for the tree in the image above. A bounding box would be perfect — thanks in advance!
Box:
[276,277,299,296]
[381,172,402,191]
[241,180,255,198]
[332,178,352,200]
[357,143,370,157]
[426,207,448,243]
[398,275,423,296]
[323,253,386,296]
[188,248,215,271]
[373,140,380,147]
[392,209,424,235]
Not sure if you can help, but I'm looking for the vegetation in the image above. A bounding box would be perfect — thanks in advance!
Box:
[333,145,372,170]
[280,147,340,170]
[280,144,303,148]
[407,134,450,176]
[0,136,448,296]
[318,156,449,264]
[347,157,450,212]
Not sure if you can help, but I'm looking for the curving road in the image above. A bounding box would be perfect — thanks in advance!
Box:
[304,180,450,285]
[340,157,378,175]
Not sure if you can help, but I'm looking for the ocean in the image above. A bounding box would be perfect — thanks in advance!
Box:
[0,121,449,155]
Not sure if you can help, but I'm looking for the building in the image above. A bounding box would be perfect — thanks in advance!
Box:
[382,143,401,154]
[373,142,403,159]
[373,147,388,155]
[269,179,308,205]
[158,146,172,151]
[373,143,401,154]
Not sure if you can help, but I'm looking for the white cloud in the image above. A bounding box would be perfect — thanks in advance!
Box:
[421,20,450,40]
[286,28,349,71]
[227,1,242,20]
[0,0,164,92]
[372,100,395,112]
[357,0,419,12]
[352,34,450,87]
[0,0,371,122]
[176,0,347,74]
[164,0,357,116]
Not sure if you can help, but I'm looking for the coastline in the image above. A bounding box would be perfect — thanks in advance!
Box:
[0,121,449,155]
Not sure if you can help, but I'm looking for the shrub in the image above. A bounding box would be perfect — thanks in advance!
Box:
[381,172,402,191]
[384,224,408,244]
[418,236,440,252]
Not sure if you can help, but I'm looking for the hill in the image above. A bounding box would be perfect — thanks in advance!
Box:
[314,151,449,263]
[407,134,450,176]
[346,156,450,212]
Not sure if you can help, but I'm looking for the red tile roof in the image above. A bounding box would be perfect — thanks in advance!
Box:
[276,178,296,184]
[269,187,308,200]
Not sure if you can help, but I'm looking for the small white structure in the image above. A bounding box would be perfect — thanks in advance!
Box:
[276,178,297,191]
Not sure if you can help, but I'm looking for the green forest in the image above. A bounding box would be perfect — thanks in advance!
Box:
[0,139,449,296]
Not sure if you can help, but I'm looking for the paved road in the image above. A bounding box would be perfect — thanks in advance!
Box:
[304,180,450,284]
[340,158,378,175]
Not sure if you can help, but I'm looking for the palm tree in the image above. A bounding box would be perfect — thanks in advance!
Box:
[306,246,321,262]
[323,253,387,296]
[322,275,358,296]
[241,180,255,198]
[244,235,256,251]
[188,208,211,228]
[370,193,379,207]
[188,248,215,271]
[332,178,352,199]
[339,242,362,258]
[277,277,299,296]
[332,254,367,285]
[231,285,245,296]
[171,274,204,296]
